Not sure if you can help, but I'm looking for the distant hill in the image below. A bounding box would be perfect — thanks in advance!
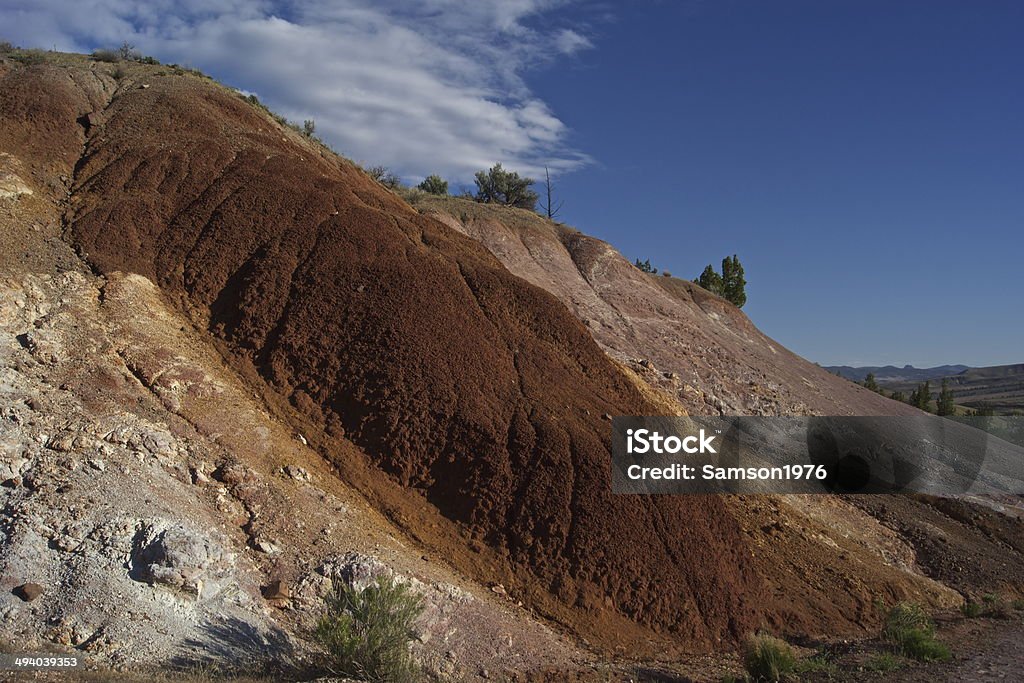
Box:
[829,363,1024,414]
[885,364,1024,413]
[826,364,970,383]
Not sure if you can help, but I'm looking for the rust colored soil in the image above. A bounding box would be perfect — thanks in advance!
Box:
[4,61,763,650]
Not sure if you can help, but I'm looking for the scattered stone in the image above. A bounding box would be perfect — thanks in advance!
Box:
[490,584,506,596]
[13,583,44,602]
[130,523,226,594]
[190,466,210,485]
[88,458,105,472]
[212,462,257,486]
[0,457,27,483]
[284,464,310,482]
[601,413,612,421]
[297,433,308,446]
[255,540,280,555]
[261,579,291,602]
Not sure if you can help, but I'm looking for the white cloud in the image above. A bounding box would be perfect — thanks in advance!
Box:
[555,28,593,54]
[0,0,597,182]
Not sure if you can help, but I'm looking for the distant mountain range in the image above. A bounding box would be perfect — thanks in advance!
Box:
[826,364,970,383]
[826,363,1024,413]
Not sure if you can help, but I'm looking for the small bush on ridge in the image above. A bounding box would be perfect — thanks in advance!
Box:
[91,48,120,63]
[417,174,448,195]
[473,163,537,210]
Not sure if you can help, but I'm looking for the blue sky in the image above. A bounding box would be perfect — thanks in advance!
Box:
[4,1,1021,367]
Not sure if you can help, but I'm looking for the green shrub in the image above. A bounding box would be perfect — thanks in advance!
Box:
[898,629,951,662]
[314,575,424,683]
[864,652,903,672]
[961,601,983,618]
[1013,598,1024,611]
[91,48,120,63]
[882,603,950,662]
[473,163,537,210]
[882,602,931,638]
[417,174,448,196]
[635,258,657,274]
[981,593,1011,618]
[742,633,796,682]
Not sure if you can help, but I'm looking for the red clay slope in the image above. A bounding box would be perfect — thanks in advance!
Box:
[2,60,766,648]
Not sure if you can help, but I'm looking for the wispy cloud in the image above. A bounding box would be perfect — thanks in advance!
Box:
[0,0,598,182]
[555,28,593,55]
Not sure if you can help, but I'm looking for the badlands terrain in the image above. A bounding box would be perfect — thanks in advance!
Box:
[1,50,1023,680]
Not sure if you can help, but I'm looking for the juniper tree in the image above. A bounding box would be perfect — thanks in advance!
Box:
[863,373,880,392]
[936,378,956,416]
[473,163,538,210]
[417,174,448,195]
[635,258,656,274]
[910,381,932,412]
[697,264,724,295]
[721,255,747,308]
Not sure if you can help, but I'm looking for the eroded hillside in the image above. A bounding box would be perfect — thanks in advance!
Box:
[408,196,919,417]
[1,52,1023,679]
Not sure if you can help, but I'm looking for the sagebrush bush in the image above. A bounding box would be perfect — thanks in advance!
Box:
[742,633,796,682]
[91,48,120,63]
[417,174,448,196]
[473,163,537,210]
[981,593,1012,618]
[315,575,424,683]
[882,602,950,662]
[961,601,983,617]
